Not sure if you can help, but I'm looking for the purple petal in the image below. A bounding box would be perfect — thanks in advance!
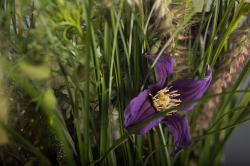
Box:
[162,113,192,157]
[170,65,212,111]
[145,55,175,95]
[126,112,165,135]
[124,90,164,135]
[124,90,150,126]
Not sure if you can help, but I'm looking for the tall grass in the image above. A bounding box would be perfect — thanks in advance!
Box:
[0,0,250,165]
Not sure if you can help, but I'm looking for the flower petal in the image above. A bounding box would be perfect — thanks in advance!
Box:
[170,65,212,111]
[145,55,175,94]
[124,90,164,135]
[162,113,192,157]
[124,90,149,126]
[126,112,165,135]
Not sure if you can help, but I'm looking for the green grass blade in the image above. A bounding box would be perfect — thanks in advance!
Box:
[206,0,219,62]
[155,125,171,166]
[216,60,250,118]
[192,0,236,75]
[193,115,250,141]
[210,0,245,68]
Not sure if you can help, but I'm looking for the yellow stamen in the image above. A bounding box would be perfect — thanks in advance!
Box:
[150,86,181,116]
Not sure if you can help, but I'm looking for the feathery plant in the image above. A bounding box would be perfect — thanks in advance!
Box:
[0,0,250,166]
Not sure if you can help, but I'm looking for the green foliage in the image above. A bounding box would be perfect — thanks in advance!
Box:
[1,0,250,165]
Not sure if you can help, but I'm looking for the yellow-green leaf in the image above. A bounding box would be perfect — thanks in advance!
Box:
[43,88,57,110]
[0,126,8,145]
[19,61,50,80]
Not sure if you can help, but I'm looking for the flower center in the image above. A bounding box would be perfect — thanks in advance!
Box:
[150,86,181,116]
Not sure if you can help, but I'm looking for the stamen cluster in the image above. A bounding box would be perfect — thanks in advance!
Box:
[150,86,181,115]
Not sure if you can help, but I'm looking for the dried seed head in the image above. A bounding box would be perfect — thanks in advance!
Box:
[195,26,250,135]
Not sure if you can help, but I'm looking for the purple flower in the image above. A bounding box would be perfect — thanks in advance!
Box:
[124,55,212,156]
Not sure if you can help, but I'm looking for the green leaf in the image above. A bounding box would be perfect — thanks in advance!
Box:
[24,158,52,166]
[0,126,8,145]
[18,60,50,80]
[43,88,57,110]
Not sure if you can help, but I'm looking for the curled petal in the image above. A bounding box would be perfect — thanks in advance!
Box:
[124,90,149,126]
[145,55,175,95]
[127,112,165,135]
[163,113,192,157]
[170,65,212,111]
[124,90,163,135]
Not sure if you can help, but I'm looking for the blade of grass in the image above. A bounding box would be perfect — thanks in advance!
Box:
[82,2,91,163]
[212,0,236,57]
[210,0,246,68]
[198,136,210,166]
[189,101,201,134]
[133,15,143,166]
[216,60,250,119]
[192,0,208,63]
[155,125,171,166]
[143,146,167,166]
[114,35,133,166]
[230,81,250,124]
[146,132,155,166]
[205,0,219,65]
[209,106,250,131]
[192,0,237,75]
[106,2,125,165]
[193,114,250,141]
